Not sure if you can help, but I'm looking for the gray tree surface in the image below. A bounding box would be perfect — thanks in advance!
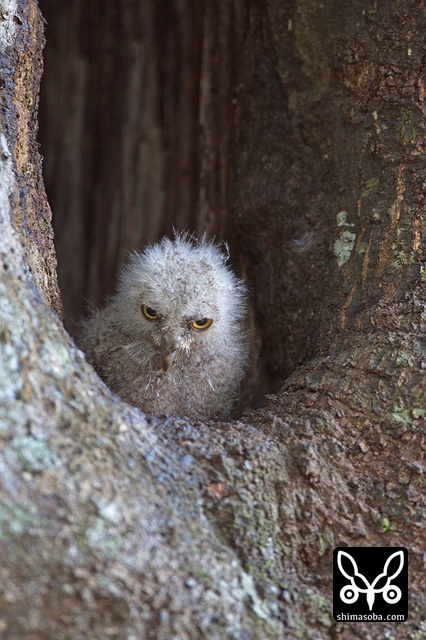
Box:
[1,1,425,639]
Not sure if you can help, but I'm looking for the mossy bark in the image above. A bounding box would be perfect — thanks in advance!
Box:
[0,1,425,639]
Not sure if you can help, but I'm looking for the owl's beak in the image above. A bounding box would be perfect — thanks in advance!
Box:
[161,351,177,373]
[160,333,179,373]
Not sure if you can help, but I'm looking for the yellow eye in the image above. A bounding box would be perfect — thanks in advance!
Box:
[191,318,213,330]
[142,305,159,321]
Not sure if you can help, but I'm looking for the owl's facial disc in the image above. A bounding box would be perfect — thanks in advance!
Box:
[140,304,214,373]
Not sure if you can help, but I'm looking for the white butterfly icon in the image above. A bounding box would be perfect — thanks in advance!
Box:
[337,550,404,611]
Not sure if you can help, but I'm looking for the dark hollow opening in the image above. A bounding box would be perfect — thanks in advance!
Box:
[38,0,340,411]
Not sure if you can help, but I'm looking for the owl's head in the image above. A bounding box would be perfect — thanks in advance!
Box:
[115,235,247,371]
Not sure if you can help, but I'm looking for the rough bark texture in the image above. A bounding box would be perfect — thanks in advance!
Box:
[1,1,425,639]
[0,0,61,316]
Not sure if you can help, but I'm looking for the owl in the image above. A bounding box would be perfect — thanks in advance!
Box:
[79,235,248,420]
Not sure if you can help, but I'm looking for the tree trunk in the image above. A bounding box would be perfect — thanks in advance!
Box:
[1,1,425,639]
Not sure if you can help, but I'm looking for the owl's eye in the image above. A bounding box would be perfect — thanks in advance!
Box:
[142,305,159,321]
[191,318,213,330]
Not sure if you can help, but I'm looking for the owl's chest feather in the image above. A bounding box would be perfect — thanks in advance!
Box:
[118,344,234,419]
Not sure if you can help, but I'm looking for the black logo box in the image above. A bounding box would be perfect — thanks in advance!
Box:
[333,547,408,622]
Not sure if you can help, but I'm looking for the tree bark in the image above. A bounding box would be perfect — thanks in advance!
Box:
[1,1,425,639]
[1,0,61,316]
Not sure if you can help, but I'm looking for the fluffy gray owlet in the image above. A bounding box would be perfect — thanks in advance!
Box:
[79,236,248,420]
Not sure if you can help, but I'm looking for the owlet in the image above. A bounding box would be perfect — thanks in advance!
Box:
[79,235,248,420]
